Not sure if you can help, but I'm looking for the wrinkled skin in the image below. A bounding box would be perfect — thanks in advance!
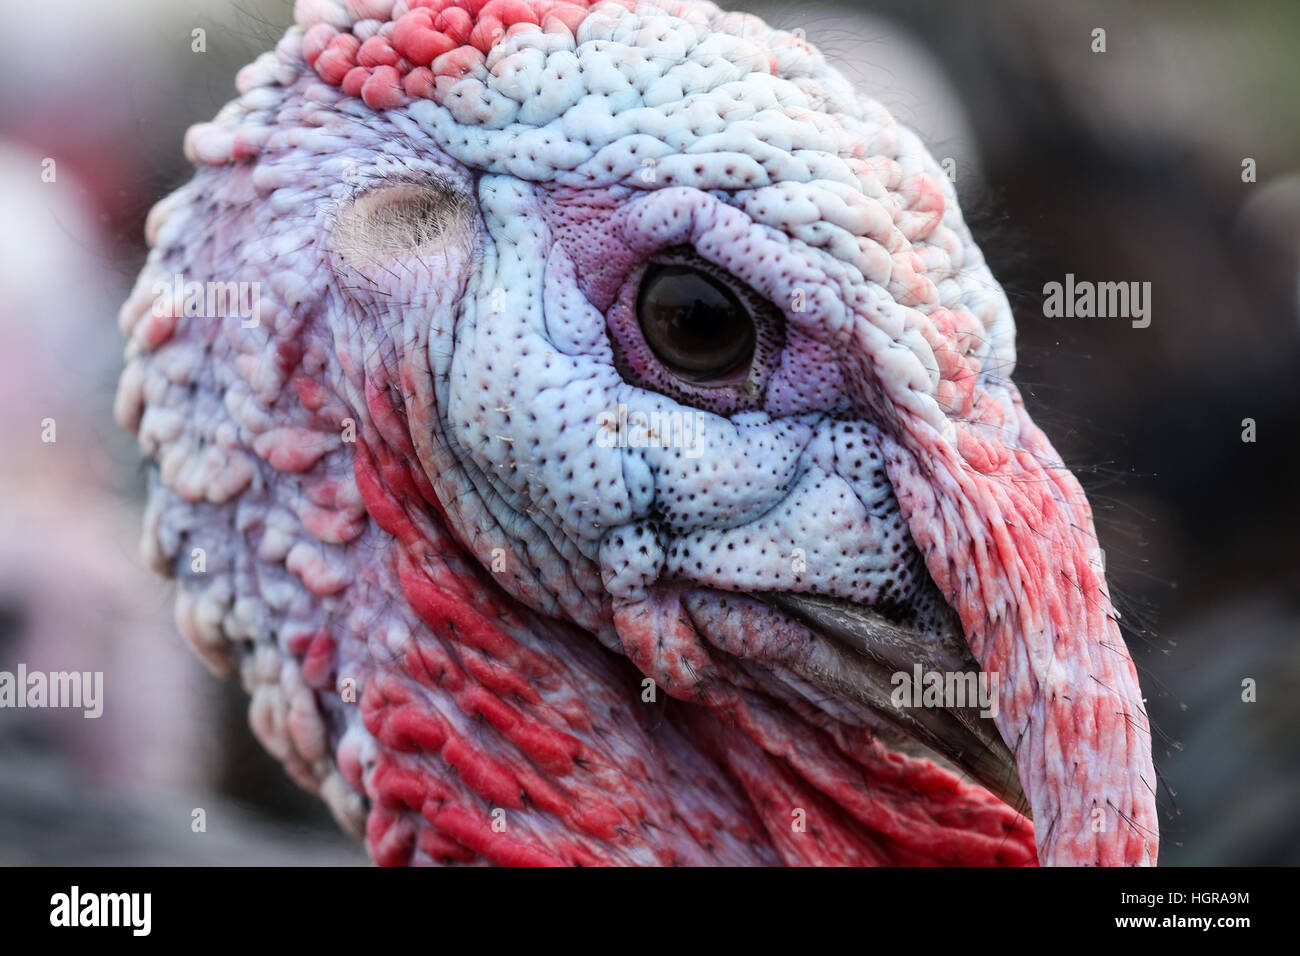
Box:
[116,0,1158,865]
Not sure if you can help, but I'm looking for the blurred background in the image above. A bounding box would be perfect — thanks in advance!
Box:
[0,0,1295,865]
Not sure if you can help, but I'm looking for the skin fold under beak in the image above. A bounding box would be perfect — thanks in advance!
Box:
[757,591,1031,818]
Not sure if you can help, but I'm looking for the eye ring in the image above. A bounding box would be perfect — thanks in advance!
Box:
[634,253,758,385]
[606,246,784,416]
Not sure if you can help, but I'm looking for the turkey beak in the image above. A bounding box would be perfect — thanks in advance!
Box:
[758,591,1031,818]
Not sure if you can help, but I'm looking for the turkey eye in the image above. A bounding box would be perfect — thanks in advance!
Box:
[636,263,756,382]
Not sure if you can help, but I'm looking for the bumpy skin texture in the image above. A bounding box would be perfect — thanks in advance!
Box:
[116,0,1158,865]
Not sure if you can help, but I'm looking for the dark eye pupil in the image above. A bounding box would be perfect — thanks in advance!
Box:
[636,264,756,380]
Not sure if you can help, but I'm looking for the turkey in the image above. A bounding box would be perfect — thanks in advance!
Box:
[115,0,1157,866]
